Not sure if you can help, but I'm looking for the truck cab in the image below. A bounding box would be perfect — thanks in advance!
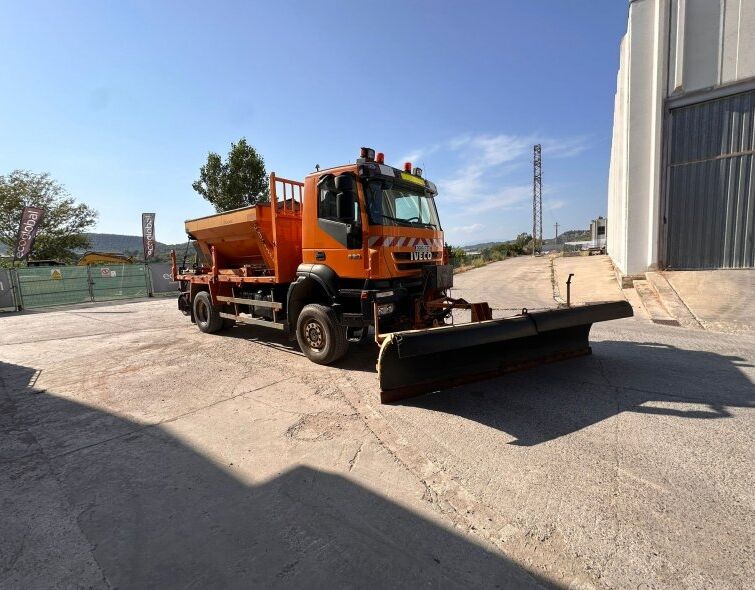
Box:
[295,149,452,337]
[302,149,444,281]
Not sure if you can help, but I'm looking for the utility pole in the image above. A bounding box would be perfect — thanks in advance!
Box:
[554,222,559,244]
[532,144,543,256]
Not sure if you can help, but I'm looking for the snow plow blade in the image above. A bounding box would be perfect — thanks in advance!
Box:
[378,301,633,403]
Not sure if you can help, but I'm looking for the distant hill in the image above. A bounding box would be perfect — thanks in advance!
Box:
[0,233,188,262]
[83,233,150,254]
[460,241,501,252]
[461,229,590,252]
[82,233,188,260]
[546,229,591,243]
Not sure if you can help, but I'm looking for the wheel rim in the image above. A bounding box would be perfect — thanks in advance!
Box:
[197,299,209,324]
[302,320,326,351]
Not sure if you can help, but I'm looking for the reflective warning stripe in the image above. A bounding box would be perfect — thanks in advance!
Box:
[367,236,444,249]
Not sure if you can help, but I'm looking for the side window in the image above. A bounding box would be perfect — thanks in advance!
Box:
[419,197,434,223]
[318,177,338,220]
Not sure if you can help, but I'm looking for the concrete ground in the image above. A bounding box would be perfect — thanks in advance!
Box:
[2,256,754,589]
[663,270,755,334]
[552,255,625,306]
[551,255,650,322]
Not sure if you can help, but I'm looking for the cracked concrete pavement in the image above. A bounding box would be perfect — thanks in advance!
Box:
[1,255,753,589]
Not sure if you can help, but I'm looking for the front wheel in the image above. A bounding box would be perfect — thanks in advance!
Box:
[296,304,349,365]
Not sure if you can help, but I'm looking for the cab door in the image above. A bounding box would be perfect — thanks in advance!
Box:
[313,173,366,278]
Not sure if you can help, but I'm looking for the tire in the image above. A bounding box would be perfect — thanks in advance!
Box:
[296,304,349,365]
[193,291,224,334]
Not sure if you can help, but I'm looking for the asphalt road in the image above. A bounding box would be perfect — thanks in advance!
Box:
[2,256,753,589]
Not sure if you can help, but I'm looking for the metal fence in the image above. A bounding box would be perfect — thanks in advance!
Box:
[0,268,17,310]
[147,262,181,294]
[16,265,94,308]
[1,263,180,311]
[90,264,150,301]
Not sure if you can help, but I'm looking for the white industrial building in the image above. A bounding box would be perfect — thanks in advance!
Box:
[590,217,607,250]
[607,0,755,277]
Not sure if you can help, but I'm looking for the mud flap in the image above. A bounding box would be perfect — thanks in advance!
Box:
[377,300,633,403]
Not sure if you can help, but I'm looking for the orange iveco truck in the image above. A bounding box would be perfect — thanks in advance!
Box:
[172,147,632,402]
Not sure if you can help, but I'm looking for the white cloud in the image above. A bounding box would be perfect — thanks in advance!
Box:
[462,184,532,214]
[406,133,587,207]
[540,137,588,159]
[450,222,484,234]
[545,198,567,211]
[406,132,587,244]
[439,135,531,202]
[432,133,587,205]
[398,143,441,166]
[399,151,424,164]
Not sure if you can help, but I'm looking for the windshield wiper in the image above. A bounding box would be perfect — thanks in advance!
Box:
[379,214,437,229]
[381,215,415,227]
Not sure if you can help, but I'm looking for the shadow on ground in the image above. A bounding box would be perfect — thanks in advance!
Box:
[216,323,380,372]
[213,323,754,448]
[397,340,755,446]
[0,360,550,589]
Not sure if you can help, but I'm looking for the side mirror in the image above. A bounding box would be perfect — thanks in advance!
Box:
[335,174,358,222]
[338,193,362,225]
[335,174,354,191]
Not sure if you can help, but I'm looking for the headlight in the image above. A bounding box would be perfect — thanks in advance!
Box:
[377,303,395,316]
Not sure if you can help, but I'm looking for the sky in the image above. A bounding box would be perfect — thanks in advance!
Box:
[0,1,629,246]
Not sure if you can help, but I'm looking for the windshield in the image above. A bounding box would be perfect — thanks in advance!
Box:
[364,181,441,229]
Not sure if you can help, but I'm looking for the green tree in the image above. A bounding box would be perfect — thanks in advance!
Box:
[0,170,97,262]
[512,232,532,255]
[491,243,511,257]
[192,138,269,212]
[447,245,468,268]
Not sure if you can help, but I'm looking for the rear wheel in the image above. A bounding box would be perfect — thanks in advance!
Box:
[193,291,224,333]
[296,304,348,364]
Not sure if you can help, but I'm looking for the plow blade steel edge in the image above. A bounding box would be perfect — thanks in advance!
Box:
[378,300,633,403]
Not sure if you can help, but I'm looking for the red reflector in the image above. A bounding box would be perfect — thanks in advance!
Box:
[360,291,368,300]
[404,162,412,172]
[376,152,385,164]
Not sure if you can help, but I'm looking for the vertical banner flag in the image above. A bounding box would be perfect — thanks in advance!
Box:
[14,206,45,261]
[142,213,156,260]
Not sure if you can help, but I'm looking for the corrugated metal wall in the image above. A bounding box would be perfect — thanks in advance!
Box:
[665,88,755,268]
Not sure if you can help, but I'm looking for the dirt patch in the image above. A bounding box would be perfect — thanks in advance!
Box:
[284,412,358,442]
